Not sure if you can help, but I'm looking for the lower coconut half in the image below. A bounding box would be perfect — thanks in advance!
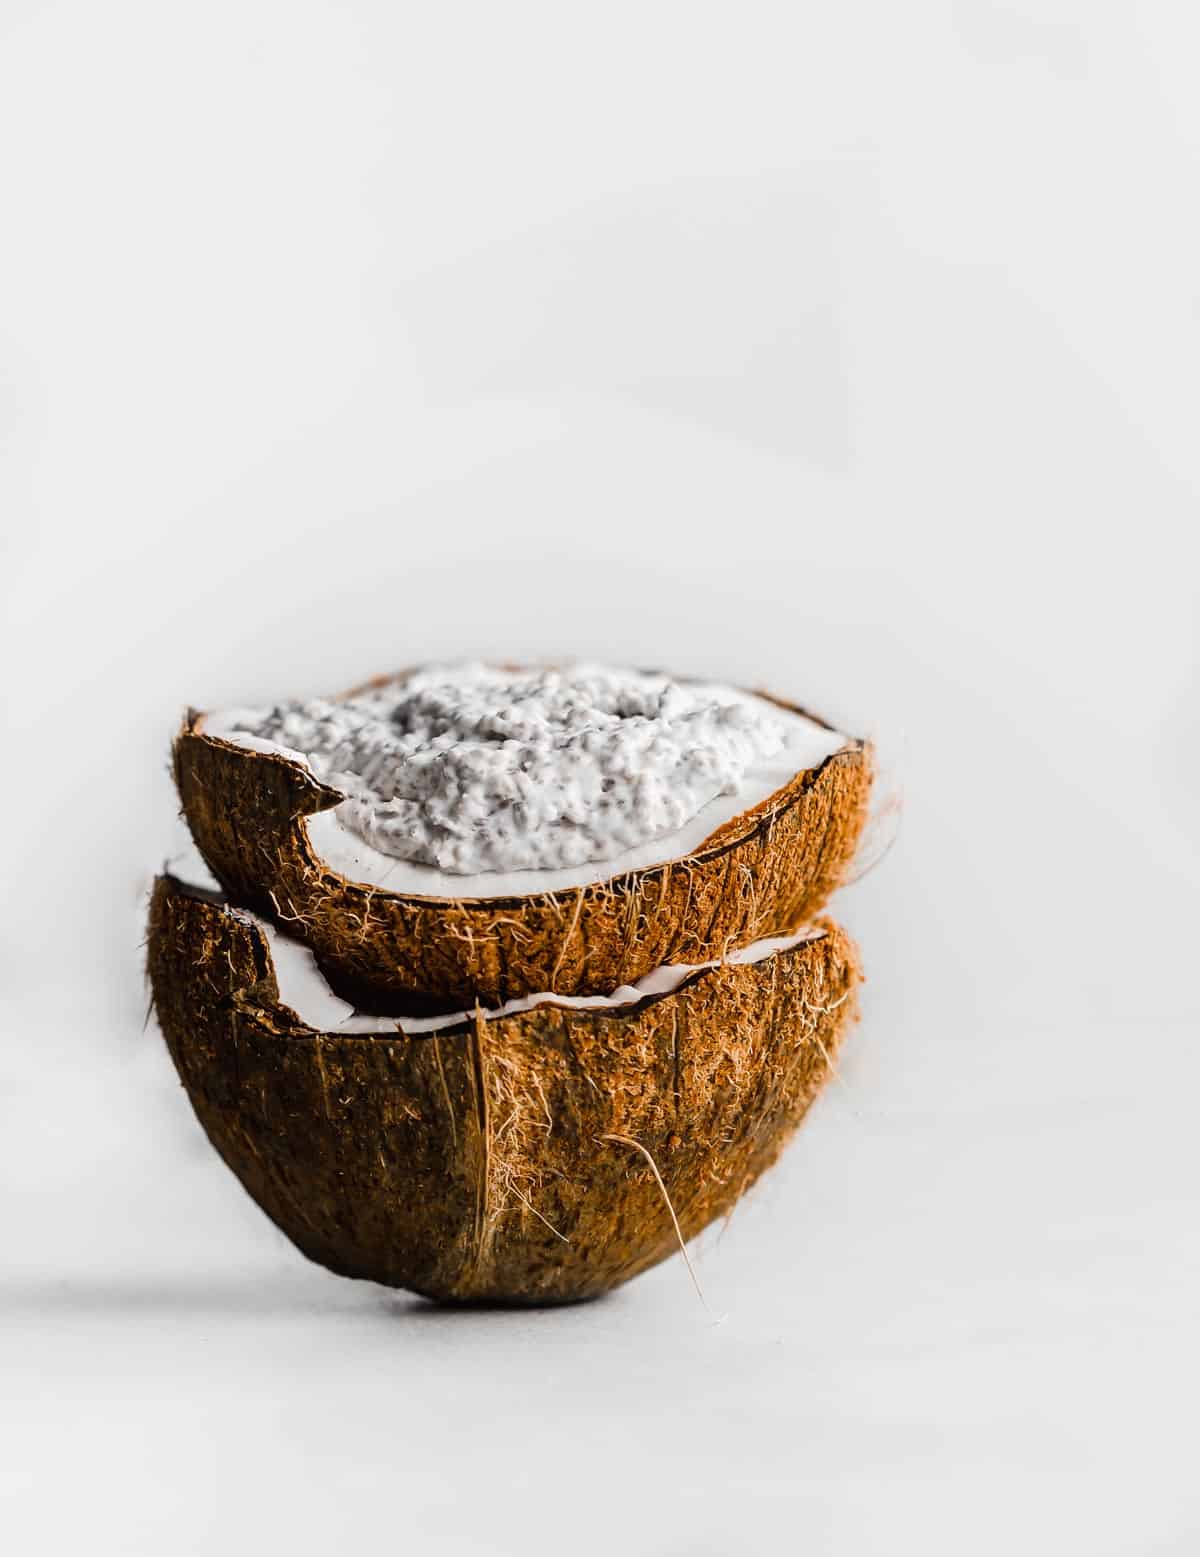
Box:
[147,874,862,1304]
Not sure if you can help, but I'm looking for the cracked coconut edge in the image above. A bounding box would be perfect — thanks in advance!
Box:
[161,834,824,1037]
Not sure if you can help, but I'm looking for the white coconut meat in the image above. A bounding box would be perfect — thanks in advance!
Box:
[200,662,850,899]
[216,897,826,1036]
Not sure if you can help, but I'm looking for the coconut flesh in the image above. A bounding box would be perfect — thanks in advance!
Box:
[200,662,849,900]
[232,890,825,1035]
[164,834,828,1034]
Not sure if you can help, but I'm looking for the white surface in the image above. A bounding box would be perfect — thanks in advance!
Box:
[3,2,1200,1554]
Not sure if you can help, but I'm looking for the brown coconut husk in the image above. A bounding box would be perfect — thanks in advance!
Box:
[173,683,872,1008]
[147,874,862,1305]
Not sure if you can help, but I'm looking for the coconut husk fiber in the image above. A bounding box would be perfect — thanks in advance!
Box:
[173,692,872,1009]
[147,874,862,1305]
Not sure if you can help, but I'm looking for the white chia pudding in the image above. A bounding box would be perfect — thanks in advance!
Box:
[222,664,795,875]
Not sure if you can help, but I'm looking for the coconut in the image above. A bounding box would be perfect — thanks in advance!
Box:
[146,873,862,1305]
[174,665,872,1008]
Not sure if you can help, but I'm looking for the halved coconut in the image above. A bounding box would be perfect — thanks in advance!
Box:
[147,873,861,1305]
[174,666,872,1008]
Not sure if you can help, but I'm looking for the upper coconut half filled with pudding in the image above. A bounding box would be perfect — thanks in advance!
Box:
[174,662,873,1007]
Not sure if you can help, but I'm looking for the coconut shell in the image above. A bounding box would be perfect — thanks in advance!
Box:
[147,874,862,1305]
[173,692,871,1008]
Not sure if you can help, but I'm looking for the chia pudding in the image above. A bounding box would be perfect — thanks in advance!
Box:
[218,663,796,876]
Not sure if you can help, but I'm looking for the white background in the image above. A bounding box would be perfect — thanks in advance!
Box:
[2,2,1199,1552]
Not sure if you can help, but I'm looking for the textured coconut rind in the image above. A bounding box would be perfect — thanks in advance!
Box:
[147,875,862,1305]
[173,707,871,1008]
